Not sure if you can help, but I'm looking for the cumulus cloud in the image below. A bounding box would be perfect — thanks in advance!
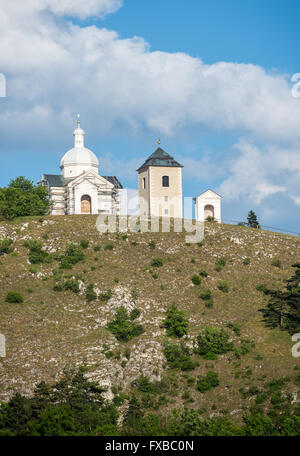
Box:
[0,1,300,143]
[218,139,300,205]
[0,1,299,213]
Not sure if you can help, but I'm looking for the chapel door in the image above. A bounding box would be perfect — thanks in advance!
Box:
[204,204,214,219]
[81,195,91,214]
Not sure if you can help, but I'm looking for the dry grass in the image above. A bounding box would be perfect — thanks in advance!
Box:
[0,215,299,421]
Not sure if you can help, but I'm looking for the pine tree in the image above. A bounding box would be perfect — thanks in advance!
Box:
[247,210,260,229]
[259,263,300,334]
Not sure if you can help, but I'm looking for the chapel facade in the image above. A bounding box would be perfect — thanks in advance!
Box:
[40,116,123,215]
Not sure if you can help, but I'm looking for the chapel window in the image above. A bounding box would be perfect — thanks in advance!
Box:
[162,176,169,187]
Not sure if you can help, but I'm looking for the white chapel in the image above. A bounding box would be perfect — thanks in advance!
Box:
[40,116,123,215]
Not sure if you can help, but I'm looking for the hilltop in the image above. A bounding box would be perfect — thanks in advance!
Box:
[0,215,299,430]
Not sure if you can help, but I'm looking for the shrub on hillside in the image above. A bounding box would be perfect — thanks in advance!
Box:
[107,306,145,342]
[94,245,101,252]
[191,274,201,285]
[24,239,51,264]
[0,238,14,255]
[271,258,281,268]
[5,291,24,303]
[199,290,212,300]
[130,308,141,320]
[86,284,97,302]
[99,289,112,302]
[149,241,156,250]
[215,257,226,272]
[196,326,233,356]
[218,281,230,293]
[243,258,251,265]
[163,341,198,371]
[151,258,163,267]
[63,279,80,293]
[197,371,220,393]
[104,243,114,251]
[199,270,208,277]
[60,243,85,269]
[80,240,89,249]
[162,303,188,338]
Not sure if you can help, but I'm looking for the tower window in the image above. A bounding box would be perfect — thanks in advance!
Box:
[162,176,169,187]
[143,177,146,189]
[164,196,168,202]
[164,209,169,215]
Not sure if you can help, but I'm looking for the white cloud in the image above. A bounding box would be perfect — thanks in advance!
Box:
[218,139,300,205]
[0,0,123,20]
[0,1,299,214]
[0,2,300,144]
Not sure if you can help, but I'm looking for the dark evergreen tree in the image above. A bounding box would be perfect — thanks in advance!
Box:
[247,210,260,228]
[259,263,300,334]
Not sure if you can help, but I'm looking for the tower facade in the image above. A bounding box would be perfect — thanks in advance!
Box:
[137,145,183,218]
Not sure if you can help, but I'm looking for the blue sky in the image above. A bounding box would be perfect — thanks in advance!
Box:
[0,0,299,232]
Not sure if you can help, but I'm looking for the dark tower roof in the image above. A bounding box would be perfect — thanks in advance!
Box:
[136,147,183,172]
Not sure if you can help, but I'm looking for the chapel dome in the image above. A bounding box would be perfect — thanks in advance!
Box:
[60,147,99,168]
[60,115,99,171]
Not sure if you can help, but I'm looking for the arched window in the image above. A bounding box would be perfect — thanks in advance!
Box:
[81,195,91,214]
[162,176,169,187]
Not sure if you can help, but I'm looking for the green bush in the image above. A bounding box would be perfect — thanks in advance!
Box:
[163,341,198,371]
[197,371,220,393]
[243,258,251,265]
[130,308,141,320]
[24,239,51,264]
[218,280,230,293]
[149,241,156,250]
[5,291,24,303]
[196,326,233,356]
[86,284,97,302]
[0,238,14,255]
[294,372,300,386]
[191,274,201,285]
[162,303,188,338]
[94,245,101,252]
[227,323,241,336]
[199,290,212,300]
[99,289,112,302]
[151,258,163,267]
[197,241,204,247]
[271,258,281,268]
[215,257,226,272]
[205,299,214,308]
[104,243,114,251]
[29,265,38,274]
[199,270,208,277]
[60,243,85,269]
[63,279,80,294]
[107,306,145,342]
[0,177,49,220]
[233,338,255,358]
[80,240,89,249]
[53,284,63,292]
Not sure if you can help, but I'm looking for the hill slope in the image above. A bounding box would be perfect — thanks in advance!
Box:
[0,215,299,424]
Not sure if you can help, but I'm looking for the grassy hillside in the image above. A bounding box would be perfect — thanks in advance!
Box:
[0,215,299,427]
